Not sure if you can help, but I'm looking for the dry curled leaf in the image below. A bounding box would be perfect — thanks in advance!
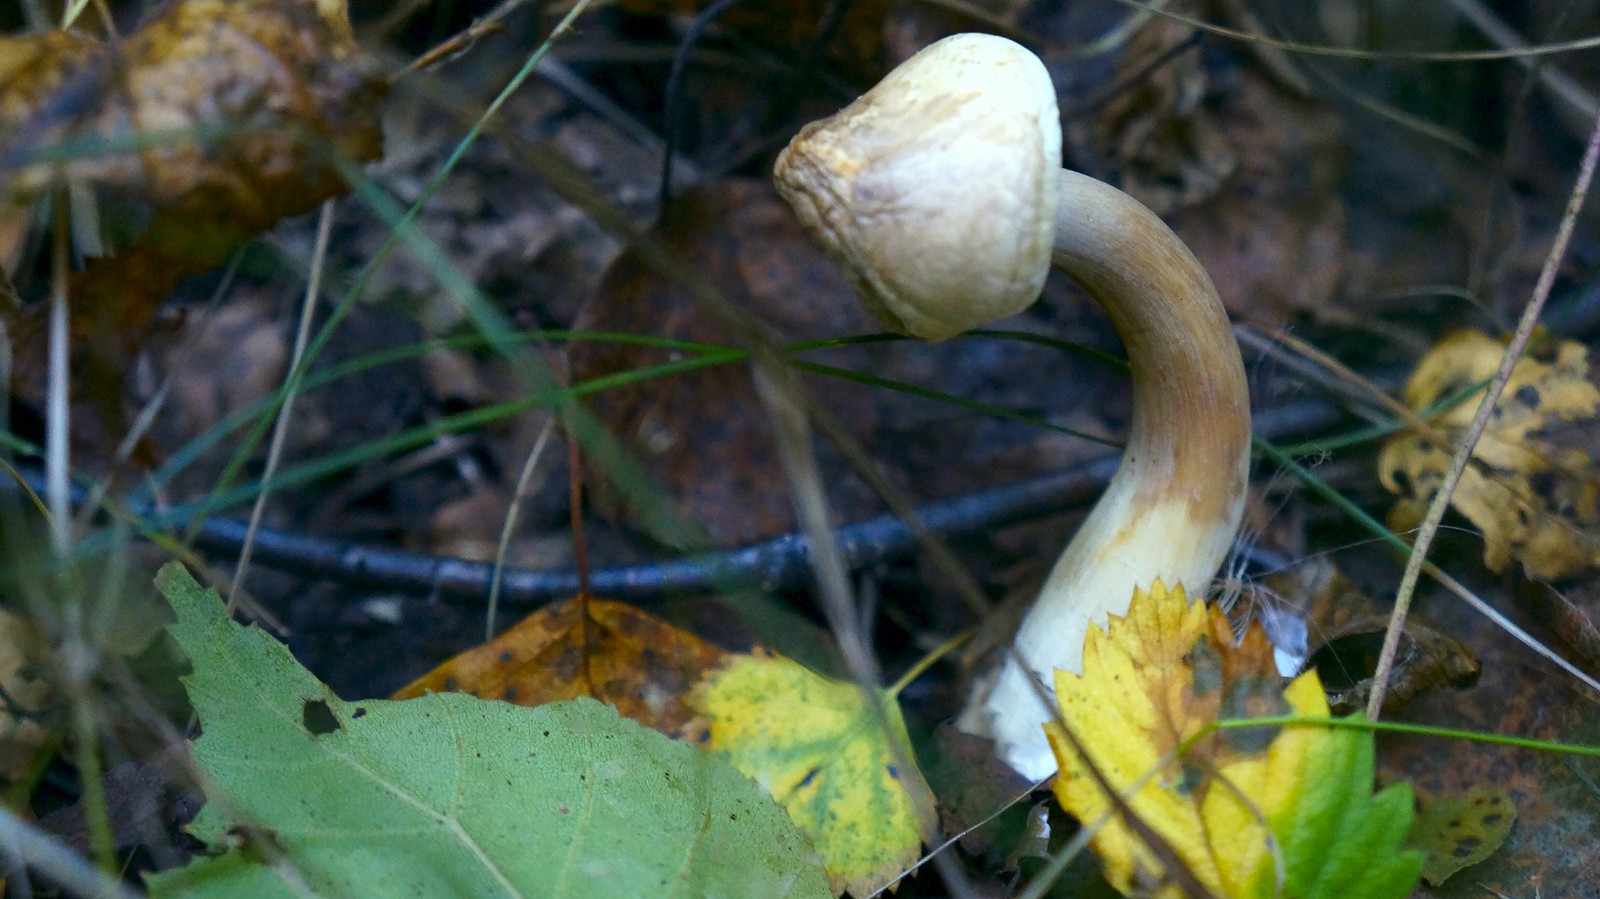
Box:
[1047,581,1422,898]
[1379,329,1600,580]
[394,595,727,740]
[0,608,51,786]
[1,0,385,429]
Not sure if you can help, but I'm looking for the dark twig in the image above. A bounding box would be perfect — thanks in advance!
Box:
[12,399,1339,606]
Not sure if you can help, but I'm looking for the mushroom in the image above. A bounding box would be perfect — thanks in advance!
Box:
[774,33,1251,781]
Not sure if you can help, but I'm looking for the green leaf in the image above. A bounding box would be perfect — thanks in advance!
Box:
[1272,717,1423,899]
[146,563,829,899]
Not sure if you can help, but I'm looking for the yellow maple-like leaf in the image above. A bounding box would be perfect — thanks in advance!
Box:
[1046,581,1334,898]
[1379,329,1600,579]
[691,651,932,897]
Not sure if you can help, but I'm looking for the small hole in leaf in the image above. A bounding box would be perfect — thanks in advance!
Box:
[302,699,341,736]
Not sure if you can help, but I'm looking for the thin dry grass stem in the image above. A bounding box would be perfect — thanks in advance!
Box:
[1237,326,1452,448]
[489,129,1000,622]
[398,0,534,77]
[1451,0,1599,128]
[1114,0,1600,61]
[228,201,335,613]
[1368,104,1600,717]
[0,804,141,899]
[911,0,1044,48]
[1071,0,1169,59]
[47,189,71,560]
[1212,0,1311,94]
[1423,559,1600,695]
[486,414,556,639]
[1301,62,1488,160]
[750,365,950,865]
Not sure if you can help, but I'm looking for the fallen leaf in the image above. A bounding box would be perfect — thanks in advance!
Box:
[0,608,51,786]
[1246,558,1480,714]
[569,180,882,546]
[692,650,933,896]
[1406,785,1516,886]
[1379,329,1600,580]
[150,563,829,898]
[1,0,385,439]
[1047,581,1423,898]
[393,594,727,740]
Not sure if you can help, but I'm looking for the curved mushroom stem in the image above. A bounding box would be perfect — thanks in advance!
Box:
[773,33,1250,782]
[956,172,1250,780]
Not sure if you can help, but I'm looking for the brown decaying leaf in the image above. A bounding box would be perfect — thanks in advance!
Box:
[1255,558,1480,714]
[0,0,385,430]
[1376,591,1600,894]
[569,180,882,546]
[393,595,728,740]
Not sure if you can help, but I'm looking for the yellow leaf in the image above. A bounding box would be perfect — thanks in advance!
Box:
[692,651,932,896]
[1047,581,1335,898]
[1406,785,1516,886]
[1378,329,1600,579]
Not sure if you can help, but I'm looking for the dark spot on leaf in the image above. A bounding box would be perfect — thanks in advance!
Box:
[887,765,899,780]
[559,805,569,814]
[503,685,519,701]
[352,706,367,718]
[1482,813,1503,825]
[798,767,820,790]
[1452,836,1482,857]
[499,650,514,664]
[301,699,341,736]
[443,677,460,691]
[1514,384,1540,408]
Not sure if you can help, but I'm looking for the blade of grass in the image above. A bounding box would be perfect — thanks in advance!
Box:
[227,201,334,612]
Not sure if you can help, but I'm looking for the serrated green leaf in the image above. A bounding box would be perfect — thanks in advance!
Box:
[1275,724,1422,899]
[147,563,829,899]
[1046,584,1423,899]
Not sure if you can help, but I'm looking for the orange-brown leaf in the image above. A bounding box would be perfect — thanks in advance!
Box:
[393,596,728,739]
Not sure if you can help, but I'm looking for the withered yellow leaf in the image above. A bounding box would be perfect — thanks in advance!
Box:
[393,595,727,740]
[692,651,932,897]
[1379,329,1600,579]
[1047,581,1421,899]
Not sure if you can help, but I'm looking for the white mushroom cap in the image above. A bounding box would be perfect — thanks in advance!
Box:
[773,34,1062,341]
